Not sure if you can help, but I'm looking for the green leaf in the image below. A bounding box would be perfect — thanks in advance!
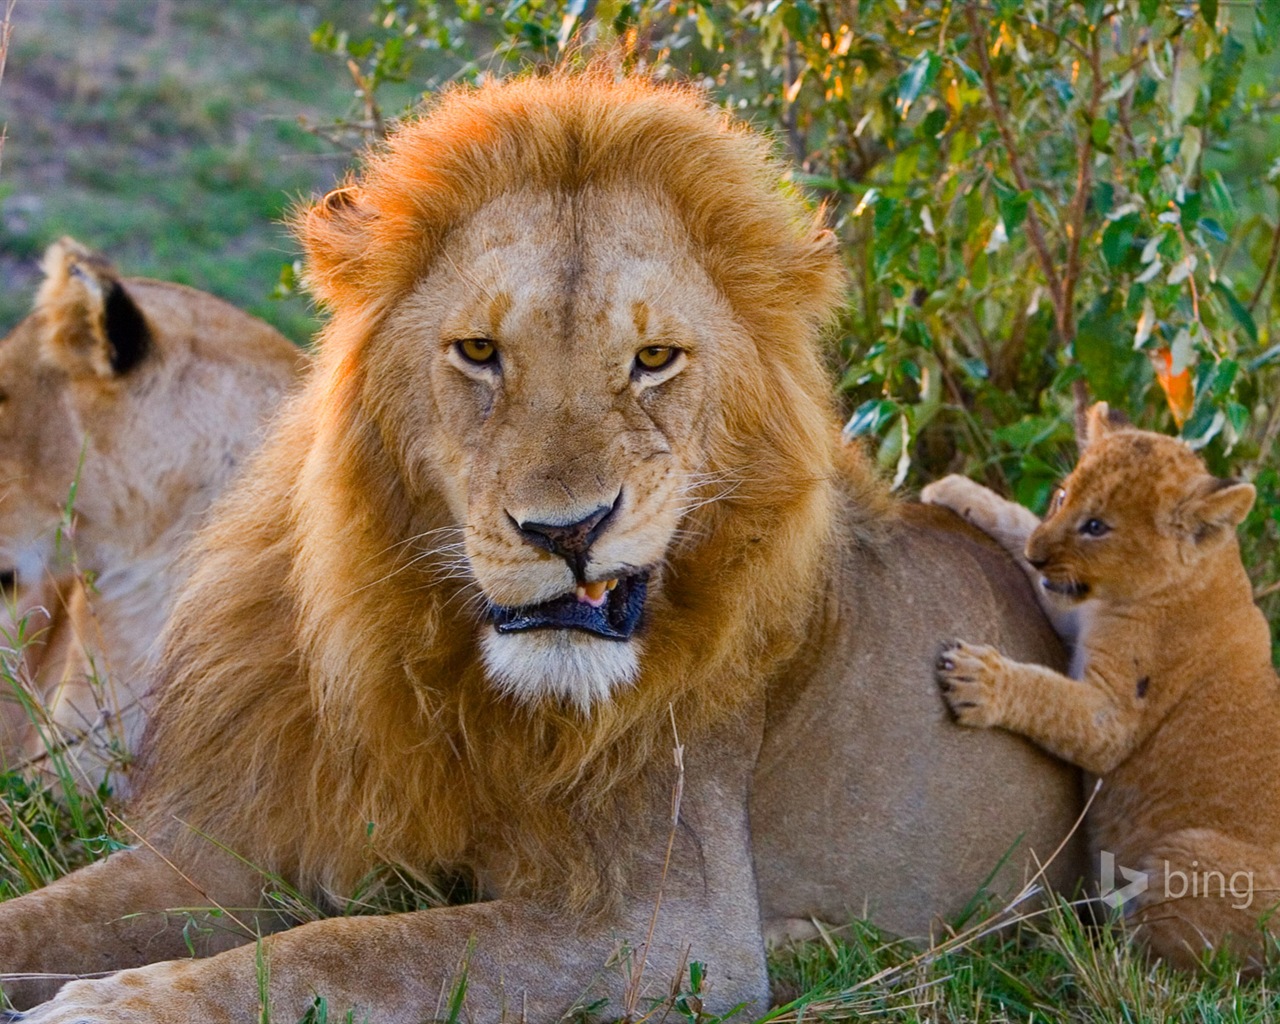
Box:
[1201,0,1219,32]
[1090,117,1112,150]
[1197,217,1227,242]
[920,107,949,138]
[1101,213,1140,269]
[842,399,898,439]
[896,51,939,117]
[1211,281,1258,344]
[1075,293,1137,403]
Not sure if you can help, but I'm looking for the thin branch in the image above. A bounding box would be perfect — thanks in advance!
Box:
[1249,211,1280,313]
[0,0,15,173]
[964,4,1065,318]
[1062,24,1105,438]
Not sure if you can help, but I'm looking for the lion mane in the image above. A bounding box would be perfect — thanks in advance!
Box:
[134,69,876,914]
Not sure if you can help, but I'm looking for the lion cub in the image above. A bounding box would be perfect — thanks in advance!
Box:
[931,403,1280,970]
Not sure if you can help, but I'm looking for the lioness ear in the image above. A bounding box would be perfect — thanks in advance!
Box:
[1181,477,1255,543]
[35,237,151,378]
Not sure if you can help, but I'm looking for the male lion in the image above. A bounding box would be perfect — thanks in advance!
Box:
[0,73,1079,1021]
[0,238,304,792]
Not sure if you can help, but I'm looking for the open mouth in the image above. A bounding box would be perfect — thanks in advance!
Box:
[490,572,649,641]
[1041,576,1089,599]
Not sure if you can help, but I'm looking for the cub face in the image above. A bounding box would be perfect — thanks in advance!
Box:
[1024,403,1255,605]
[365,188,755,710]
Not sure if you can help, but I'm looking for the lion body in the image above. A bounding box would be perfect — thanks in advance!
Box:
[0,75,1079,1022]
[0,240,304,791]
[935,405,1280,969]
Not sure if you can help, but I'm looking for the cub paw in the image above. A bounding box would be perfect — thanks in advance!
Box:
[920,474,991,520]
[935,640,1006,728]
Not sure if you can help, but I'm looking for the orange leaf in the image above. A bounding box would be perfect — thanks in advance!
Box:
[1152,347,1194,427]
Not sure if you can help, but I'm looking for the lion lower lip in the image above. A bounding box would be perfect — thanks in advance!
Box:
[490,573,648,640]
[1041,577,1088,599]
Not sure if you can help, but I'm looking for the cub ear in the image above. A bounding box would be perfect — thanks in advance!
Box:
[1081,401,1130,448]
[35,237,151,378]
[1182,477,1255,543]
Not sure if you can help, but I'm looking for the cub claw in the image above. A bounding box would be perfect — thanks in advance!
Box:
[934,639,1004,728]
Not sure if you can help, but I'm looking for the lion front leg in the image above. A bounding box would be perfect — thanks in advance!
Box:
[935,641,1139,775]
[8,895,764,1024]
[8,737,769,1024]
[0,844,271,1009]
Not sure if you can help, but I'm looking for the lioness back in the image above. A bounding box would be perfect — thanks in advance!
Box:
[0,238,305,792]
[937,402,1280,969]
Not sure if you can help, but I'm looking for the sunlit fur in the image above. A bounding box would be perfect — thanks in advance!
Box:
[480,630,640,713]
[938,404,1280,970]
[0,238,302,789]
[134,68,870,915]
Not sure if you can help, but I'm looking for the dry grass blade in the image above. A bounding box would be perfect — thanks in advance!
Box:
[0,0,14,173]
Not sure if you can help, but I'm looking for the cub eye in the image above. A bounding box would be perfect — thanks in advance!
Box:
[455,338,498,366]
[1079,518,1110,537]
[634,346,680,373]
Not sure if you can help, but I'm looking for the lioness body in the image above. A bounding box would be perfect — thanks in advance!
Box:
[0,240,304,790]
[0,74,1078,1022]
[934,405,1280,969]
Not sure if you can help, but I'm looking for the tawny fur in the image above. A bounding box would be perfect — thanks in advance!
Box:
[0,238,304,792]
[0,70,1080,1023]
[936,403,1280,970]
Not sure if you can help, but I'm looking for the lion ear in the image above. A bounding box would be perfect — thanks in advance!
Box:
[296,184,376,308]
[1178,476,1255,543]
[35,237,151,378]
[1081,401,1131,448]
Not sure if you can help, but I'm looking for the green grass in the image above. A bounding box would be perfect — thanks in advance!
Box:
[0,0,384,343]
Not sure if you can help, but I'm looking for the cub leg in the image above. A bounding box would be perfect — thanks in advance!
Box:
[934,640,1139,775]
[1127,829,1280,972]
[921,476,1078,642]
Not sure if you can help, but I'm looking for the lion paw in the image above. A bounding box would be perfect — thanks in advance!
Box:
[920,475,991,520]
[935,640,1007,728]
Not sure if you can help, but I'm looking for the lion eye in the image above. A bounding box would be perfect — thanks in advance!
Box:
[1079,517,1110,538]
[456,338,498,366]
[634,346,679,373]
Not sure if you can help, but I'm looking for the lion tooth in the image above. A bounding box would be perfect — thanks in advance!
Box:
[578,580,609,607]
[606,579,618,591]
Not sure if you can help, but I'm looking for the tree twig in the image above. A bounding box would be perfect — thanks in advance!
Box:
[1249,210,1280,313]
[0,0,16,174]
[964,4,1064,318]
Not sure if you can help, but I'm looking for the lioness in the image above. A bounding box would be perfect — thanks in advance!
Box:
[0,73,1079,1021]
[0,238,304,792]
[934,404,1280,970]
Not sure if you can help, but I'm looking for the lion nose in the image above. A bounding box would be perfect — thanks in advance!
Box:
[511,497,618,576]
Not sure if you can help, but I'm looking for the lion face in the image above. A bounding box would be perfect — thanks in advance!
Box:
[0,317,84,595]
[0,239,302,605]
[367,189,750,708]
[1025,407,1255,605]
